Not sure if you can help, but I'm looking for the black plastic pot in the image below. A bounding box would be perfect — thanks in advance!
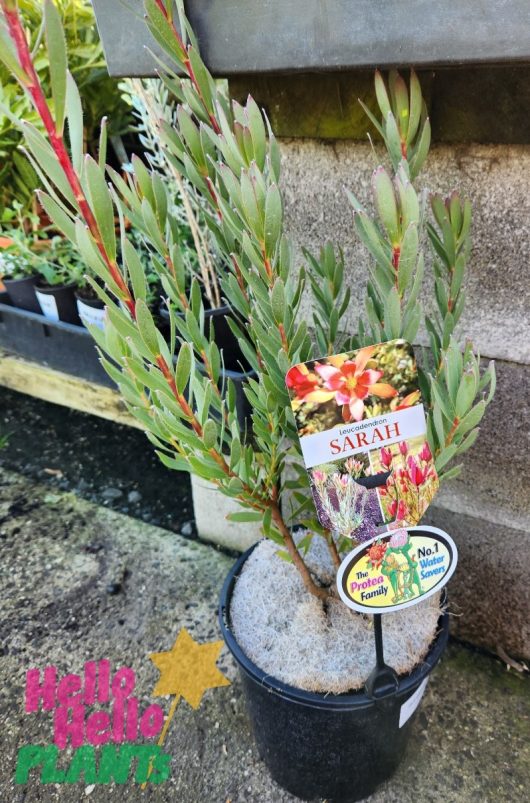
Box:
[160,302,248,372]
[3,275,41,313]
[220,546,449,802]
[35,282,81,326]
[75,291,106,330]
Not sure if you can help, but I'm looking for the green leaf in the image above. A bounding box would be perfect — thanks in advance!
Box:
[438,464,463,482]
[177,106,203,166]
[455,370,476,418]
[123,238,147,301]
[84,155,116,262]
[22,122,76,206]
[157,451,191,473]
[270,278,285,325]
[264,183,282,256]
[44,0,67,134]
[432,403,445,447]
[374,70,391,118]
[435,443,458,472]
[65,72,83,174]
[407,70,422,145]
[38,192,76,243]
[135,298,160,356]
[175,342,192,394]
[409,117,431,179]
[373,167,399,242]
[202,419,218,450]
[383,111,403,168]
[0,26,29,83]
[455,426,480,455]
[430,378,454,421]
[240,171,263,238]
[246,95,267,169]
[393,73,409,138]
[98,117,108,171]
[226,510,263,523]
[357,99,384,139]
[383,287,401,339]
[455,400,485,438]
[397,222,418,295]
[144,0,185,65]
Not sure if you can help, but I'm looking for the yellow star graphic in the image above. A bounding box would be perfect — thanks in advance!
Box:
[148,628,230,709]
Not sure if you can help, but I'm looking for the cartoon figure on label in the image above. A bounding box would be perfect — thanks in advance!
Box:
[381,529,422,603]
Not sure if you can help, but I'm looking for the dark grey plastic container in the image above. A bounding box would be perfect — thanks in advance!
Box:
[219,546,449,802]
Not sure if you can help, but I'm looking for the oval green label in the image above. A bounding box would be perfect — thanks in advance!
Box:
[336,525,458,614]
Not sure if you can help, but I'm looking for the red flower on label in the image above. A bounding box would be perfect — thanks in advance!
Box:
[286,364,323,401]
[314,347,397,422]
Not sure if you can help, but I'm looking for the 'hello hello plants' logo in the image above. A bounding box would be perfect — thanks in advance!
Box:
[15,629,229,786]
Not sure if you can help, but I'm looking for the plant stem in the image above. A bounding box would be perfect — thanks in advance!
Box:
[327,534,342,569]
[270,502,330,601]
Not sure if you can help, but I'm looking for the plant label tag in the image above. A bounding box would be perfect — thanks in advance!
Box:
[286,340,439,542]
[399,677,429,728]
[336,525,458,614]
[35,291,59,322]
[76,299,106,331]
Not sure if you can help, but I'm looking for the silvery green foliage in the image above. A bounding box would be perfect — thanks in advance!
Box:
[343,70,495,480]
[1,0,495,556]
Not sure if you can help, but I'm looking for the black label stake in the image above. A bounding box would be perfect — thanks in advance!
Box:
[364,614,399,700]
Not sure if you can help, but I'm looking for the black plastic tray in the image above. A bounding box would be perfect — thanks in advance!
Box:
[0,296,254,430]
[0,297,113,387]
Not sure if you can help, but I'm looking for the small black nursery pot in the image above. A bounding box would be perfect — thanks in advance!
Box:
[75,290,106,330]
[220,547,449,803]
[35,282,81,326]
[160,302,248,371]
[3,275,41,313]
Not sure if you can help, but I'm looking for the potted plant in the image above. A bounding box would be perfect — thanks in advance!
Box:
[0,207,42,312]
[33,235,84,324]
[2,1,496,799]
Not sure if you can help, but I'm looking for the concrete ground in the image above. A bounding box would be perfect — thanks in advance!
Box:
[0,466,528,803]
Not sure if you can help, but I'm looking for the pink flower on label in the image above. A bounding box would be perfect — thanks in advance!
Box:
[344,457,364,476]
[408,460,427,487]
[397,500,408,520]
[388,498,397,517]
[419,442,432,462]
[380,447,393,468]
[314,348,397,422]
[312,469,326,486]
[389,528,408,547]
[331,472,350,492]
[399,441,409,456]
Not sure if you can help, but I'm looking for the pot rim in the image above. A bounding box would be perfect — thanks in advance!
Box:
[219,542,449,711]
[3,274,37,285]
[35,281,78,294]
[75,292,105,308]
[159,301,230,320]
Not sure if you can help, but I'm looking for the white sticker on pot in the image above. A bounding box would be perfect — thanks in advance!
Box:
[35,291,59,322]
[77,299,106,330]
[399,676,429,728]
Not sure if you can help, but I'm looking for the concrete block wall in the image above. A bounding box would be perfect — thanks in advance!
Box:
[279,138,530,660]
